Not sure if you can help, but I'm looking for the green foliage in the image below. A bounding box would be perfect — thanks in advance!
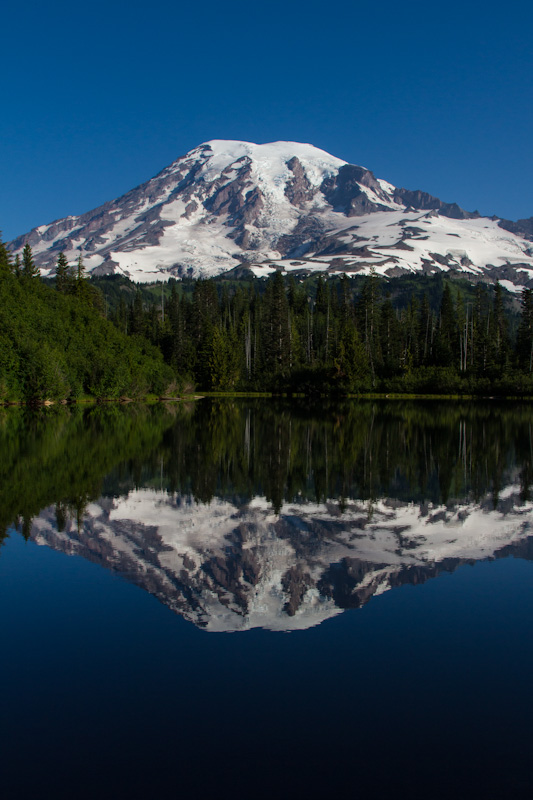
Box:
[22,243,39,280]
[55,251,74,294]
[0,232,14,275]
[0,269,173,402]
[123,270,526,395]
[3,244,531,398]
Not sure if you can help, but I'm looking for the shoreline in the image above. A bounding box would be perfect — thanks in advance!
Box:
[3,391,533,407]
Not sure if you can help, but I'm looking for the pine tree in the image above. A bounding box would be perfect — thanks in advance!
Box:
[75,254,87,298]
[55,252,72,293]
[433,284,457,367]
[472,284,490,373]
[116,295,128,334]
[339,273,354,325]
[262,271,291,376]
[380,296,401,375]
[312,276,328,363]
[335,321,370,391]
[0,232,13,275]
[417,293,433,365]
[357,269,382,384]
[22,243,39,279]
[516,288,533,372]
[489,282,510,371]
[130,289,145,336]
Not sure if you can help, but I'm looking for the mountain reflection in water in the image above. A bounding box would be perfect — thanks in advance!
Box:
[3,399,533,631]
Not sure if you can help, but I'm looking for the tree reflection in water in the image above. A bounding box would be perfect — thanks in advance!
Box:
[2,399,533,630]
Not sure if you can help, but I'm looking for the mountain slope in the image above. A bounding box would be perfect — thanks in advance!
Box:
[9,140,533,288]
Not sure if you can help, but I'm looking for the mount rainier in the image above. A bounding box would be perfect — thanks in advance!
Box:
[9,139,533,289]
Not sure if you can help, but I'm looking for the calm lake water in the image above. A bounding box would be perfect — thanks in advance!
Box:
[1,399,533,799]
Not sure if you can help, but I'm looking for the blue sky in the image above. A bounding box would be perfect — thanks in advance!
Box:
[1,0,531,240]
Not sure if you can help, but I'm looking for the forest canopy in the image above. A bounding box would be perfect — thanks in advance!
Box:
[2,235,533,400]
[0,238,173,402]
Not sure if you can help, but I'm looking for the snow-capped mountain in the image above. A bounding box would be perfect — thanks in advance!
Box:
[9,139,533,289]
[30,485,533,632]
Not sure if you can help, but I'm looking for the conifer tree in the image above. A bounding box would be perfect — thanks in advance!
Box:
[55,252,71,293]
[516,288,533,372]
[22,243,39,279]
[489,281,510,371]
[418,294,433,365]
[130,289,145,336]
[0,232,13,275]
[76,254,87,297]
[434,284,457,367]
[262,271,291,376]
[472,284,490,373]
[357,269,382,383]
[380,296,401,375]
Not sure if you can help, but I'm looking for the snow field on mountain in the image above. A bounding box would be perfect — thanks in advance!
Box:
[199,140,346,187]
[9,139,533,286]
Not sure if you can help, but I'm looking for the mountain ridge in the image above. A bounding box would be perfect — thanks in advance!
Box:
[8,139,533,289]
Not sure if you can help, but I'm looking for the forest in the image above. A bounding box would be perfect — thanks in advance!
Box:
[0,238,173,402]
[2,234,533,400]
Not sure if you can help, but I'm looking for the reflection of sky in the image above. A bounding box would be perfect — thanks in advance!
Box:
[30,484,533,633]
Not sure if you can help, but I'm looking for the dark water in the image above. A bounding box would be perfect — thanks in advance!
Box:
[1,400,533,799]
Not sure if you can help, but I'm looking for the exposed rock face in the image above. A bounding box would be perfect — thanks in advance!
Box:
[29,484,533,633]
[285,156,317,207]
[7,139,533,288]
[321,164,391,215]
[498,216,533,241]
[392,188,480,220]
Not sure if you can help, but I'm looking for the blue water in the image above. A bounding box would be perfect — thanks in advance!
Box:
[2,400,533,799]
[1,530,532,800]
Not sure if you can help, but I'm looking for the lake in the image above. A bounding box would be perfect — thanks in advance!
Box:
[1,399,532,799]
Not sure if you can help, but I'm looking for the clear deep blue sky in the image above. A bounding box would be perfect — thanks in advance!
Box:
[1,0,531,241]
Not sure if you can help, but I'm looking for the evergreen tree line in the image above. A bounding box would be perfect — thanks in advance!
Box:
[110,267,533,395]
[4,236,533,397]
[0,237,173,402]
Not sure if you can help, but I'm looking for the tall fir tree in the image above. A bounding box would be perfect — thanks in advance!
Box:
[22,243,39,279]
[262,271,291,377]
[516,288,533,372]
[76,254,87,297]
[489,281,510,371]
[55,252,72,293]
[0,232,13,276]
[433,284,457,367]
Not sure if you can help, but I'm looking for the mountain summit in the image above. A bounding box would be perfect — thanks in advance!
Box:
[9,140,533,287]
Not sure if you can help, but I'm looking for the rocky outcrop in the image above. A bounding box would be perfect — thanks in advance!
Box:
[393,188,480,220]
[498,216,533,241]
[321,164,391,215]
[285,157,316,207]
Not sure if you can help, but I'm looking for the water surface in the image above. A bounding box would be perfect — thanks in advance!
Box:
[1,400,532,798]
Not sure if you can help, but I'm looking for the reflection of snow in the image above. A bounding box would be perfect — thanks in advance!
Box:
[31,486,533,633]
